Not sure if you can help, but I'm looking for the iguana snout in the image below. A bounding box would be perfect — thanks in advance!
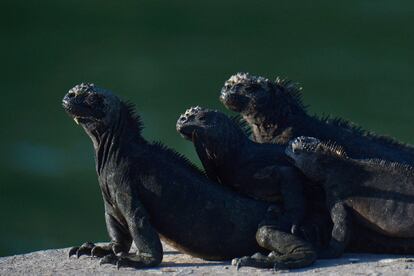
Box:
[176,106,212,140]
[288,136,321,153]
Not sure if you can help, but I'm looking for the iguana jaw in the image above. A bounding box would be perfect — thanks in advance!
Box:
[285,136,322,176]
[62,99,98,126]
[286,136,346,181]
[219,89,249,112]
[72,116,95,125]
[176,125,198,140]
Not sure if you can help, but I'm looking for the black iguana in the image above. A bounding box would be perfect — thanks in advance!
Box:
[220,72,414,165]
[286,136,414,258]
[62,83,317,270]
[176,106,332,254]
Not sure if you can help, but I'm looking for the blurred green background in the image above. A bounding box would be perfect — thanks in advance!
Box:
[1,0,414,256]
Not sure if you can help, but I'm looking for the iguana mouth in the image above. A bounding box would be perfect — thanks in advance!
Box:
[219,91,249,112]
[62,90,103,125]
[62,101,94,123]
[176,116,199,140]
[72,116,95,125]
[177,125,198,140]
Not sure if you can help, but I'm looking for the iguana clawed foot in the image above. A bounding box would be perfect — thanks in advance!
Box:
[69,242,125,259]
[232,251,287,271]
[100,253,159,269]
[69,242,96,258]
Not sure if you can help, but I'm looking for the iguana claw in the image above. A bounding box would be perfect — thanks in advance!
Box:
[68,242,95,258]
[68,246,78,258]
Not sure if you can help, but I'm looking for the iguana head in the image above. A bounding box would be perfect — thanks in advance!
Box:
[220,72,305,135]
[62,83,122,134]
[285,136,347,181]
[176,106,248,157]
[220,72,273,114]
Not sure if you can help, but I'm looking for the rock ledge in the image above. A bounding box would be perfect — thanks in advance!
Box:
[1,243,414,275]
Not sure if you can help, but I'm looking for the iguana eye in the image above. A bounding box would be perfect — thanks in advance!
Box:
[86,94,102,106]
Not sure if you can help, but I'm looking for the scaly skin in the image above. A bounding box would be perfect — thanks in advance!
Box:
[176,107,333,258]
[62,83,317,270]
[176,106,326,229]
[220,72,414,165]
[286,136,414,258]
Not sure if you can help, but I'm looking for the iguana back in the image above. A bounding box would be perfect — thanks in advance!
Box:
[220,72,414,165]
[287,136,414,257]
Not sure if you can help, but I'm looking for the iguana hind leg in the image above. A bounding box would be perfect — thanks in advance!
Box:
[233,225,317,270]
[318,202,351,258]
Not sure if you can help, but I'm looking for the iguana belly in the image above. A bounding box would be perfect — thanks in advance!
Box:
[348,197,414,238]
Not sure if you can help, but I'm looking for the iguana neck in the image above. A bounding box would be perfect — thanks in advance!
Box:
[197,129,249,168]
[89,104,145,175]
[245,110,317,144]
[238,80,309,143]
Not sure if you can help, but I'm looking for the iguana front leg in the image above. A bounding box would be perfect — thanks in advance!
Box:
[100,192,163,269]
[254,165,305,233]
[318,202,351,258]
[69,203,132,258]
[278,166,306,233]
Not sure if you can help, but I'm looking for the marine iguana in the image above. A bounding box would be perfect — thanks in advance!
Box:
[176,106,331,250]
[220,72,414,165]
[62,83,317,269]
[286,136,414,258]
[176,106,313,228]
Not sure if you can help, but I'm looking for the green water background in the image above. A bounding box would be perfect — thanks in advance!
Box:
[1,1,414,256]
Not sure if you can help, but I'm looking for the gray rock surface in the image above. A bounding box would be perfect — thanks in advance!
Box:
[1,242,414,275]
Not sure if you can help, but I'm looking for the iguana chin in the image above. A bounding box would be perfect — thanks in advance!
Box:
[220,72,414,165]
[61,83,317,270]
[286,136,414,258]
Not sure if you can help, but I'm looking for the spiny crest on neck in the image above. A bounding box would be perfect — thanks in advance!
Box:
[361,158,414,176]
[291,136,348,158]
[123,101,144,134]
[230,114,252,137]
[274,77,306,111]
[320,140,348,158]
[151,141,207,176]
[321,115,414,153]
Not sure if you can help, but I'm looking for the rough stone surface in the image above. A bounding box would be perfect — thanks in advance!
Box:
[1,242,414,275]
